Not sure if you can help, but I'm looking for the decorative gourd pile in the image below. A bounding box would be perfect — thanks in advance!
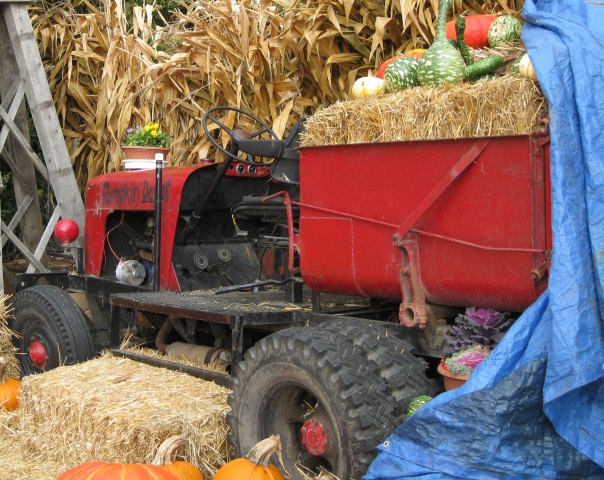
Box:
[358,0,533,97]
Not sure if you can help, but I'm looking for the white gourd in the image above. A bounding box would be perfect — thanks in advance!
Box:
[352,75,386,98]
[518,53,537,81]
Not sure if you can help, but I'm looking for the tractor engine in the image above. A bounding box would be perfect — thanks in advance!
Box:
[84,162,296,293]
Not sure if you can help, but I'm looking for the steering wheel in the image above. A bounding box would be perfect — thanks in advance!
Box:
[203,106,279,165]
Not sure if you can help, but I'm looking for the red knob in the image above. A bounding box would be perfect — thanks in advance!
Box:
[54,219,79,245]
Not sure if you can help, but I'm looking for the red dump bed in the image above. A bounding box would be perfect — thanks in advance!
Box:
[297,129,551,315]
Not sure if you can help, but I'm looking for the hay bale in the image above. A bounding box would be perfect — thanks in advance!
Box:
[300,76,548,146]
[0,294,19,379]
[0,352,231,479]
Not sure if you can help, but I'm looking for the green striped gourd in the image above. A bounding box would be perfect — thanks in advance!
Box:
[487,15,522,47]
[383,56,420,92]
[418,0,465,87]
[407,395,433,417]
[456,15,503,82]
[455,15,474,66]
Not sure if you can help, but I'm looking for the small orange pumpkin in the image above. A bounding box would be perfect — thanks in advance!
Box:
[405,48,427,59]
[152,435,204,480]
[56,461,179,479]
[213,435,285,480]
[0,357,20,411]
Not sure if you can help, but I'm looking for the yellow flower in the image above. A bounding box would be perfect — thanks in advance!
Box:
[151,131,158,138]
[144,124,151,131]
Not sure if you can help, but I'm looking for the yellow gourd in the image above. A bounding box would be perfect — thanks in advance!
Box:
[351,73,386,98]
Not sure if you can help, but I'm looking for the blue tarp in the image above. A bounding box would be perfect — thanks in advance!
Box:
[364,1,604,478]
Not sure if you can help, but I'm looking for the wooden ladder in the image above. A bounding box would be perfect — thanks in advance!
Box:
[0,0,85,292]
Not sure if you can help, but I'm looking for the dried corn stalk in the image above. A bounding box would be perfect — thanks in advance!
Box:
[30,0,522,186]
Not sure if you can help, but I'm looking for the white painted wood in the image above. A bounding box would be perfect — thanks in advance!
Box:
[0,76,22,152]
[0,193,33,248]
[0,98,49,180]
[0,221,47,272]
[0,2,87,278]
[2,3,85,240]
[26,206,61,274]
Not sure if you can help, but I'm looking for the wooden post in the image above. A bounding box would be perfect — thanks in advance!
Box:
[0,0,85,277]
[0,7,47,272]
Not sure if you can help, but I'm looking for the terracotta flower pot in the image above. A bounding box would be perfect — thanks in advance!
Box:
[122,146,170,170]
[437,363,470,391]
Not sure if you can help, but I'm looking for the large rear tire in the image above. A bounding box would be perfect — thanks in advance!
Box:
[227,326,397,480]
[317,318,439,419]
[11,285,95,375]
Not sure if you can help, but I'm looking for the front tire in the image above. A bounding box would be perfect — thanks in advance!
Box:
[227,326,396,480]
[11,285,95,375]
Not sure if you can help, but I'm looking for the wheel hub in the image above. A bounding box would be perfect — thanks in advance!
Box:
[28,339,48,370]
[301,418,329,456]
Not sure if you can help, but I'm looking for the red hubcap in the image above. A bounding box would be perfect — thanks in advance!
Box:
[300,418,329,456]
[28,340,48,370]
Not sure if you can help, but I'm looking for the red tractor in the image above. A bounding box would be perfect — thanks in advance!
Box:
[11,107,551,479]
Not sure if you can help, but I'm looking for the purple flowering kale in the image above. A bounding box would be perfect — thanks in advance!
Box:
[444,307,515,355]
[465,308,504,327]
[444,346,490,376]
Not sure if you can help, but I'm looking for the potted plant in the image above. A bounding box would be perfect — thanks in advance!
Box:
[437,345,491,390]
[122,121,172,170]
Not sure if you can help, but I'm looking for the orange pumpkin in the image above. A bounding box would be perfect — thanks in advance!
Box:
[56,462,179,479]
[57,436,203,480]
[0,357,20,411]
[213,435,285,480]
[152,436,204,480]
[445,14,498,48]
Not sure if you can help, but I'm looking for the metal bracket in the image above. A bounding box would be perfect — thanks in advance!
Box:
[392,140,490,329]
[396,234,427,328]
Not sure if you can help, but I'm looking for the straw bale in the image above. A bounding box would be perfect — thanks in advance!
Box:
[299,76,548,146]
[0,352,231,479]
[0,294,19,380]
